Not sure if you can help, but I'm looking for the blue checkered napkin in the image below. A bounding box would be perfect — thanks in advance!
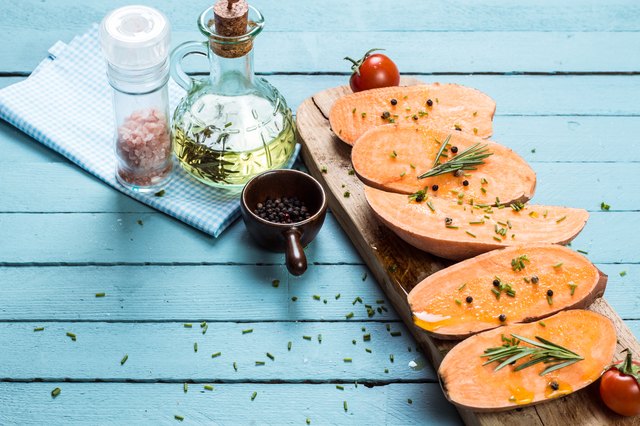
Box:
[0,25,299,237]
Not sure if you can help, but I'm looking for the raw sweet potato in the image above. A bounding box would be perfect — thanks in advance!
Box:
[329,83,496,145]
[438,309,616,411]
[351,125,535,205]
[364,186,588,260]
[408,245,606,339]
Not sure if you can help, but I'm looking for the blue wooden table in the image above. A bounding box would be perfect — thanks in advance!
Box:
[1,1,639,424]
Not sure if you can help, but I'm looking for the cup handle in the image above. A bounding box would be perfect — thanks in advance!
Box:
[170,41,209,92]
[284,228,307,276]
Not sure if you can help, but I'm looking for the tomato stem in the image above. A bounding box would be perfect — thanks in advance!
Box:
[344,48,385,76]
[617,349,640,382]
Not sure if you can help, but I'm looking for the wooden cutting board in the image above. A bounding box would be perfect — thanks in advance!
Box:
[295,78,640,426]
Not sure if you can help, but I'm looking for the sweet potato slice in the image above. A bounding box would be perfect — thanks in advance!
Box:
[408,245,606,339]
[352,125,535,205]
[364,186,588,260]
[329,83,496,145]
[438,309,616,411]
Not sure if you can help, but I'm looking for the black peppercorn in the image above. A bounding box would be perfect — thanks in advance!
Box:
[445,217,453,225]
[531,275,539,284]
[412,115,418,120]
[547,289,554,297]
[462,180,469,186]
[493,279,500,287]
[550,381,559,391]
[431,184,439,191]
[254,196,312,224]
[390,98,397,105]
[426,99,433,107]
[465,296,473,304]
[451,146,458,154]
[381,111,391,119]
[498,314,506,322]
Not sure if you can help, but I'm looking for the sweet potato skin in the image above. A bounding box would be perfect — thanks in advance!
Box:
[365,186,589,260]
[329,83,496,145]
[438,309,617,412]
[408,245,608,340]
[351,125,536,206]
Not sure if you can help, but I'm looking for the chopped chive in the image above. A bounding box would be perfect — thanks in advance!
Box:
[266,352,275,361]
[577,249,589,255]
[33,327,44,332]
[343,191,350,198]
[242,329,253,334]
[376,299,385,304]
[251,391,257,401]
[211,352,221,358]
[335,293,341,300]
[410,163,416,169]
[120,354,128,365]
[539,321,546,327]
[224,122,233,128]
[352,108,356,114]
[353,296,363,305]
[493,236,502,242]
[306,418,311,425]
[183,383,188,392]
[343,358,352,363]
[400,171,406,177]
[469,220,485,225]
[66,332,76,341]
[446,225,459,229]
[233,362,238,371]
[287,341,292,351]
[204,385,214,391]
[365,348,372,353]
[601,202,611,211]
[553,262,563,268]
[547,295,553,305]
[318,334,323,344]
[455,299,462,306]
[200,322,207,328]
[154,190,166,197]
[183,323,192,328]
[386,324,391,331]
[390,331,402,337]
[194,342,198,352]
[202,324,208,335]
[344,401,348,412]
[363,334,371,342]
[492,288,501,299]
[303,335,312,340]
[313,295,321,300]
[384,368,389,373]
[408,398,413,404]
[272,279,280,288]
[95,292,105,298]
[51,387,61,398]
[465,231,477,238]
[390,354,395,363]
[255,361,265,366]
[323,299,328,304]
[426,201,435,212]
[556,216,567,224]
[336,385,344,390]
[321,166,327,173]
[174,415,184,422]
[352,340,356,345]
[291,296,298,302]
[620,271,627,277]
[568,282,578,296]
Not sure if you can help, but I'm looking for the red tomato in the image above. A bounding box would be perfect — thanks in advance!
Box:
[600,349,640,417]
[345,49,400,92]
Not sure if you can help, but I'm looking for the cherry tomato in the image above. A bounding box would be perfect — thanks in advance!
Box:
[345,49,400,92]
[600,349,640,417]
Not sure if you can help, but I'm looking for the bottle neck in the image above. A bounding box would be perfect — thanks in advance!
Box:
[208,47,255,95]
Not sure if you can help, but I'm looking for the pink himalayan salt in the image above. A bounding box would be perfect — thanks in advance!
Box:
[116,108,172,187]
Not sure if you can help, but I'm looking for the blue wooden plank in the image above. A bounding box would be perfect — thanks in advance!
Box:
[4,29,640,74]
[0,162,636,213]
[0,264,638,322]
[0,211,635,264]
[0,321,432,381]
[0,382,462,425]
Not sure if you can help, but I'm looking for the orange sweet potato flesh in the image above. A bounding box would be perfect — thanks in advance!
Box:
[364,186,588,260]
[352,125,536,205]
[438,309,616,411]
[329,83,496,145]
[408,245,607,340]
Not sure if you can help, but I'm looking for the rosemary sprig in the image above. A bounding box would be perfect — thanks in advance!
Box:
[481,333,583,376]
[432,135,452,167]
[419,142,493,179]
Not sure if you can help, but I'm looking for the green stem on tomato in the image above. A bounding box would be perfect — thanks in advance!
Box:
[344,48,385,76]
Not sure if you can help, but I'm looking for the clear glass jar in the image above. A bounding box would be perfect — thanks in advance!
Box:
[170,5,296,189]
[100,6,173,193]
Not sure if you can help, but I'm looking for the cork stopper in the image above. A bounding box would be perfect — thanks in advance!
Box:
[210,0,251,58]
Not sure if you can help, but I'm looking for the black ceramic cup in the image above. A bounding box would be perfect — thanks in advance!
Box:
[240,169,328,276]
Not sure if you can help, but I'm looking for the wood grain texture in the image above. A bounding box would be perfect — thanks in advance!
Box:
[0,321,431,381]
[0,265,637,321]
[296,83,640,425]
[0,382,462,425]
